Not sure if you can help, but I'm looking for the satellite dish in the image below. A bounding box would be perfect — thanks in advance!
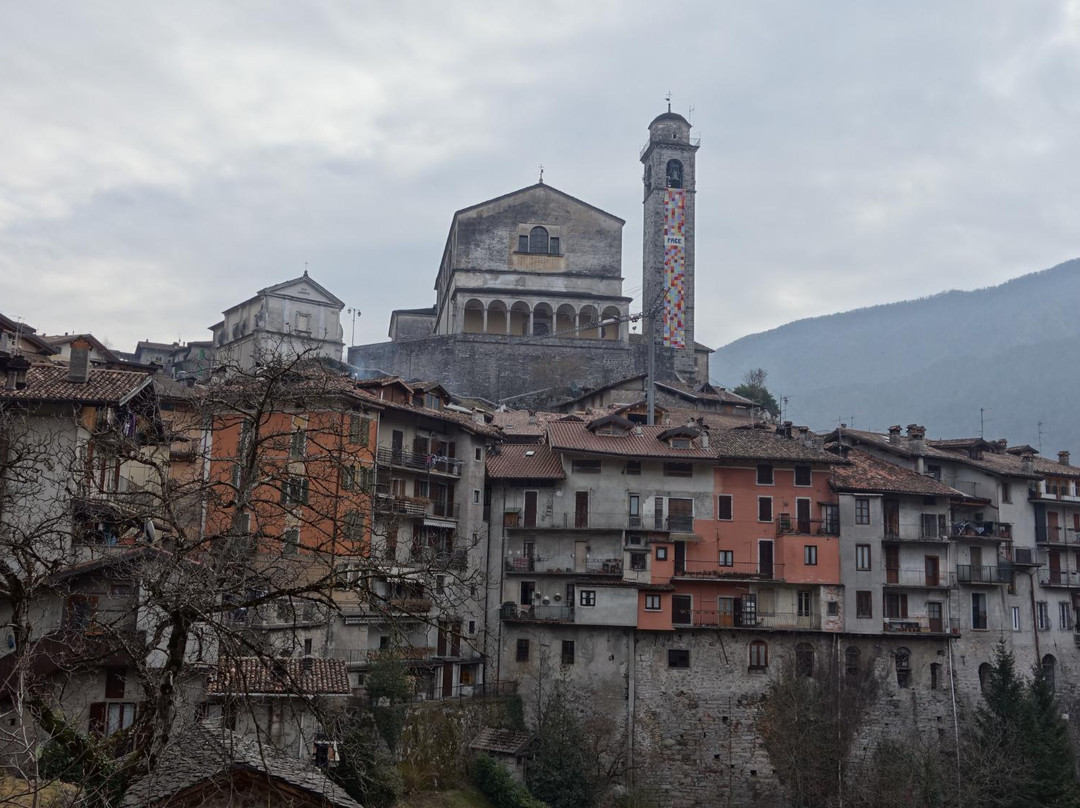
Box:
[144,519,157,543]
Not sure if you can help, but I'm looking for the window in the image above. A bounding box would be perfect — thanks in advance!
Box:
[104,667,126,700]
[561,640,575,666]
[895,648,911,689]
[885,593,908,619]
[517,234,528,252]
[803,546,818,566]
[758,497,773,522]
[579,590,596,607]
[794,465,812,486]
[1043,654,1056,691]
[516,638,529,662]
[827,600,838,616]
[979,662,992,694]
[797,590,812,617]
[1060,602,1073,631]
[645,594,662,611]
[665,158,684,189]
[972,593,988,630]
[668,649,690,669]
[281,476,309,506]
[926,464,942,481]
[549,237,560,254]
[571,459,602,474]
[757,464,774,485]
[845,646,860,677]
[630,552,647,571]
[290,428,306,459]
[1036,601,1051,631]
[663,462,693,477]
[284,527,300,555]
[931,662,942,690]
[718,550,733,567]
[795,643,814,677]
[855,498,870,525]
[655,546,668,561]
[855,544,871,571]
[1011,605,1021,631]
[348,414,370,446]
[106,703,136,735]
[921,513,945,539]
[856,591,872,619]
[670,437,691,449]
[1001,482,1012,504]
[528,226,549,253]
[717,495,733,520]
[749,640,768,670]
[474,447,483,461]
[628,494,641,527]
[472,489,481,504]
[344,511,364,542]
[625,460,641,475]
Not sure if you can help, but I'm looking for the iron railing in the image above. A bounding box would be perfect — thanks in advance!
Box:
[882,616,960,635]
[674,560,785,581]
[377,447,462,477]
[775,517,837,537]
[883,568,953,588]
[1039,570,1080,588]
[952,521,1012,540]
[955,564,1012,584]
[686,610,822,631]
[505,512,694,532]
[503,554,623,575]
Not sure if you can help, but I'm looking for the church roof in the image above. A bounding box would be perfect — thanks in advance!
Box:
[258,272,344,307]
[451,182,625,225]
[650,111,690,127]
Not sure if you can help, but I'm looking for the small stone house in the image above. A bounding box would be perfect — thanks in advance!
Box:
[468,727,536,783]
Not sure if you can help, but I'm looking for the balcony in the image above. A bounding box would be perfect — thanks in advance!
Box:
[377,447,462,477]
[883,568,954,589]
[1029,481,1080,502]
[884,523,950,542]
[687,610,822,631]
[1037,526,1080,547]
[776,517,838,537]
[882,616,960,636]
[951,521,1012,541]
[674,560,785,582]
[955,564,1012,585]
[326,646,436,666]
[501,602,575,622]
[1039,570,1080,588]
[503,553,623,576]
[408,546,467,571]
[504,512,694,532]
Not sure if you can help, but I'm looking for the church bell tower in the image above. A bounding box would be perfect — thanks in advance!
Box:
[641,105,699,380]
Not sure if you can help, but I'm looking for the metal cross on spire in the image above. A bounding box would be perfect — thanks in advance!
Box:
[665,90,672,112]
[538,163,544,184]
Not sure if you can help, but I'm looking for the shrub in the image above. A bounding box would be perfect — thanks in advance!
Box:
[472,754,547,808]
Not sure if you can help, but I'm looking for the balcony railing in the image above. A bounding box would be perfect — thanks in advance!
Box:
[501,603,575,622]
[377,495,460,521]
[952,521,1012,541]
[504,512,694,532]
[1037,527,1080,546]
[883,568,953,588]
[674,560,785,581]
[883,522,950,542]
[326,646,436,665]
[377,447,462,477]
[882,616,960,635]
[955,564,1012,585]
[503,553,623,575]
[408,546,467,570]
[686,610,822,631]
[1029,481,1080,501]
[1039,570,1080,588]
[775,517,837,537]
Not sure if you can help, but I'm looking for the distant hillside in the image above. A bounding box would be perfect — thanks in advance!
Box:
[713,258,1080,454]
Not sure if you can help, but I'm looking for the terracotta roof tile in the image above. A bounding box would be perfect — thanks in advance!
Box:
[486,442,565,480]
[547,421,715,460]
[469,727,535,755]
[207,657,351,696]
[492,410,565,439]
[0,364,153,404]
[831,449,967,497]
[838,428,1046,479]
[711,430,845,464]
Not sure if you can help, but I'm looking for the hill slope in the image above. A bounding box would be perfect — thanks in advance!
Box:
[712,258,1080,453]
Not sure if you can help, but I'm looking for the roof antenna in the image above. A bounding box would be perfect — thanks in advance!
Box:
[304,261,309,277]
[665,90,672,113]
[538,163,544,184]
[688,105,695,125]
[1037,420,1044,453]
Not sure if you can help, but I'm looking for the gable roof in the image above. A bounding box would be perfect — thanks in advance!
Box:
[207,657,351,697]
[547,420,714,460]
[44,333,122,362]
[831,449,968,497]
[258,272,345,307]
[452,182,625,225]
[711,430,846,464]
[486,441,566,481]
[469,727,536,756]
[120,720,362,808]
[0,364,154,405]
[0,313,58,356]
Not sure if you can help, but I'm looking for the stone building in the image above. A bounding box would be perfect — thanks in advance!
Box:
[349,109,712,406]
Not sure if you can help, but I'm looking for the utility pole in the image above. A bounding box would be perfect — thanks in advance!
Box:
[347,307,361,346]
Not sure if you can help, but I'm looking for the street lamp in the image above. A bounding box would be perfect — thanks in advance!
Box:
[346,307,361,346]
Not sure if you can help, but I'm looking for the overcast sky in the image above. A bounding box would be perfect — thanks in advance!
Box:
[3,1,1080,374]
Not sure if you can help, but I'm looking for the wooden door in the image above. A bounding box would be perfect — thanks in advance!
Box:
[718,597,735,627]
[437,620,447,655]
[884,499,900,538]
[668,498,694,532]
[523,491,538,528]
[924,555,940,587]
[674,541,686,574]
[391,430,404,459]
[1050,551,1062,585]
[575,491,589,528]
[796,498,811,534]
[928,601,943,633]
[970,547,983,581]
[574,541,587,573]
[758,540,774,579]
[442,663,453,698]
[885,546,899,584]
[1048,511,1060,542]
[672,594,692,625]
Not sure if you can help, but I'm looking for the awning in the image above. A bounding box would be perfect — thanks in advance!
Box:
[423,518,456,529]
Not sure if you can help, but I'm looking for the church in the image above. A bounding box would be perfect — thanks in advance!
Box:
[348,108,712,407]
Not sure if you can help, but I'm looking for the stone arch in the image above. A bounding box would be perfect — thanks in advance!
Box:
[486,300,508,335]
[532,303,553,336]
[1043,654,1057,691]
[463,299,485,334]
[666,158,684,189]
[979,661,992,694]
[529,226,549,254]
[895,647,911,689]
[578,305,600,339]
[509,302,530,337]
[600,306,621,341]
[555,304,576,336]
[795,642,814,678]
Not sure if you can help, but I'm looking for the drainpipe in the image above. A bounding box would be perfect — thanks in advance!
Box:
[496,486,507,687]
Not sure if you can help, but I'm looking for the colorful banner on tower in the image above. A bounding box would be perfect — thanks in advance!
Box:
[662,188,687,348]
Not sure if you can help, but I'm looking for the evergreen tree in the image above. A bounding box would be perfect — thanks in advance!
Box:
[973,641,1036,808]
[732,367,781,418]
[1027,664,1080,808]
[528,686,601,808]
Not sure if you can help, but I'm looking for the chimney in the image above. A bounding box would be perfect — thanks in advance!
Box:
[994,439,1008,452]
[3,355,30,391]
[301,655,314,673]
[1059,450,1071,467]
[887,425,902,445]
[700,425,710,450]
[67,337,91,384]
[1021,454,1035,475]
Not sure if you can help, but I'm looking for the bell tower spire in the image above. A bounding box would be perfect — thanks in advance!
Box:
[640,105,700,381]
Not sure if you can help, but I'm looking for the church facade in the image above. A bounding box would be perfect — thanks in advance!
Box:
[348,109,711,406]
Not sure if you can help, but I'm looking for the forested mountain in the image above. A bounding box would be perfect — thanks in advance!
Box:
[713,258,1080,454]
